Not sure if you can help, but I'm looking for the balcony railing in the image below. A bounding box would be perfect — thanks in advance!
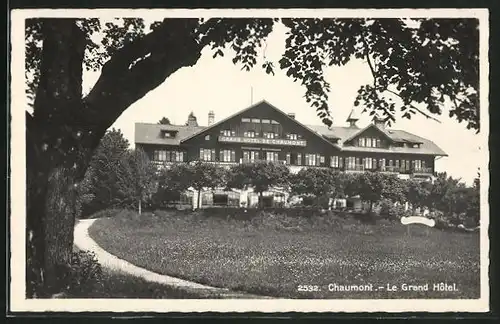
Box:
[345,164,365,171]
[152,159,433,175]
[413,167,433,174]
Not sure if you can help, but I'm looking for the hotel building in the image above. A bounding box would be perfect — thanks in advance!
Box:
[135,100,447,208]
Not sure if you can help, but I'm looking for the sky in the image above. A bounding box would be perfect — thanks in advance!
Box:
[81,21,482,185]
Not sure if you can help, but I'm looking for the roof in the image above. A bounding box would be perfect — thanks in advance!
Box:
[134,100,446,156]
[135,123,205,146]
[180,100,341,150]
[306,124,447,156]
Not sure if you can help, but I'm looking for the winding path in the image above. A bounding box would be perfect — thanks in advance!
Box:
[74,219,270,299]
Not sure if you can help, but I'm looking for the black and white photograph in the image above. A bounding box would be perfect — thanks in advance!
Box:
[9,8,489,313]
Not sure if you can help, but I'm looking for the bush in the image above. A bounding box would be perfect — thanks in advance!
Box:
[378,199,410,221]
[379,199,397,220]
[66,250,103,296]
[88,208,123,219]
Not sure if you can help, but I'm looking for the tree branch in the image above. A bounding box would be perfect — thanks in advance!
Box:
[384,88,442,123]
[83,18,205,149]
[361,29,441,124]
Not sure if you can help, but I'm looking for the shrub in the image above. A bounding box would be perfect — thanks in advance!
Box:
[65,250,103,296]
[89,208,124,219]
[379,199,398,221]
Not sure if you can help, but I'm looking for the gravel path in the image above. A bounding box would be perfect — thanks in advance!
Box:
[74,218,270,299]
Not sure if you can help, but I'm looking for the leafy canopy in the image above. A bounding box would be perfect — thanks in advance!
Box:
[26,17,479,131]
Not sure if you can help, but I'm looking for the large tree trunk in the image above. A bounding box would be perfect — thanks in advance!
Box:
[26,19,87,298]
[26,18,204,298]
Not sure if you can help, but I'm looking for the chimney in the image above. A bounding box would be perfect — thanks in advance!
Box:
[287,113,296,119]
[346,108,359,128]
[208,110,215,126]
[373,115,386,129]
[186,111,198,127]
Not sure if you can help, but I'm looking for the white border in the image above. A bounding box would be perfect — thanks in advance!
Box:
[9,8,490,313]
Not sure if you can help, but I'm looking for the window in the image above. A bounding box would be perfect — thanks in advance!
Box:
[241,118,251,123]
[205,135,210,141]
[154,150,166,161]
[286,153,291,164]
[251,118,260,123]
[364,157,373,170]
[200,148,216,161]
[162,131,174,138]
[263,132,276,139]
[395,160,400,169]
[220,149,236,162]
[372,158,377,169]
[175,151,184,162]
[320,155,325,164]
[266,151,279,162]
[297,153,302,165]
[406,160,410,171]
[366,138,372,147]
[376,139,381,147]
[414,160,422,170]
[221,130,232,136]
[388,159,393,167]
[331,156,340,168]
[154,150,184,162]
[346,156,356,169]
[262,119,271,124]
[243,150,259,162]
[305,154,317,166]
[244,131,256,138]
[379,158,386,170]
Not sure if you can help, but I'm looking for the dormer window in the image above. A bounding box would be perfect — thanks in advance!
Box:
[161,130,177,138]
[205,135,210,141]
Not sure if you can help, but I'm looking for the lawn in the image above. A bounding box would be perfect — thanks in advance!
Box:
[88,210,481,299]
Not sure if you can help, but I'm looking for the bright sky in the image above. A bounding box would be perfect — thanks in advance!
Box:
[81,22,481,185]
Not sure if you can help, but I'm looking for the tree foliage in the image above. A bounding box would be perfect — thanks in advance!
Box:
[290,168,346,200]
[188,161,227,208]
[80,128,131,215]
[116,148,157,214]
[153,163,193,206]
[26,17,479,130]
[228,161,290,206]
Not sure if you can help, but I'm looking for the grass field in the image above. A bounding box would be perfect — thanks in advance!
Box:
[88,210,480,299]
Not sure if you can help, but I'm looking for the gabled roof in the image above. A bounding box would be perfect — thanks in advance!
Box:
[342,123,394,144]
[180,100,341,149]
[134,100,447,157]
[135,123,204,146]
[306,124,447,156]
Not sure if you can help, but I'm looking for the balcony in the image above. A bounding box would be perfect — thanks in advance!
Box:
[218,135,307,147]
[413,167,433,175]
[379,166,405,173]
[345,164,365,172]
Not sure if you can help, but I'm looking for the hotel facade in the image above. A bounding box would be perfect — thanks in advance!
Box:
[135,101,447,208]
